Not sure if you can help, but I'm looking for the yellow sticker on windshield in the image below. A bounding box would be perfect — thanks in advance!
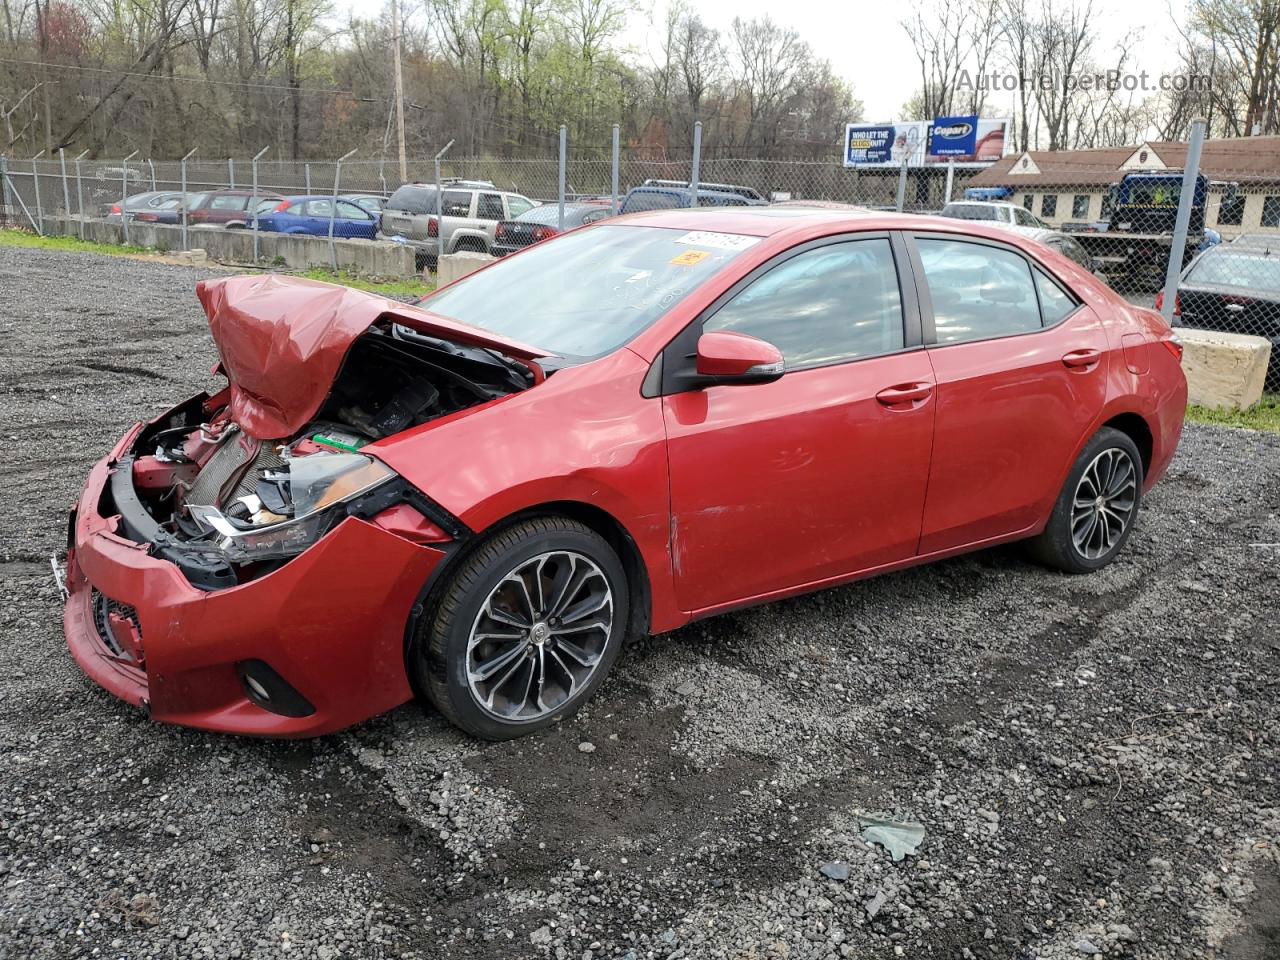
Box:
[670,249,711,266]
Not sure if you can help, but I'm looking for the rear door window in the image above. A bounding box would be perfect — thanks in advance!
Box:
[916,238,1042,343]
[211,195,247,210]
[442,191,472,216]
[307,199,335,217]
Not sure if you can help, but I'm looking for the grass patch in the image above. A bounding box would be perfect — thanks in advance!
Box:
[0,228,431,297]
[297,267,433,298]
[0,227,147,257]
[1186,393,1280,432]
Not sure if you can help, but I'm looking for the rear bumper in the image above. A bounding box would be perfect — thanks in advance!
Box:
[376,232,436,255]
[491,242,531,258]
[64,425,446,737]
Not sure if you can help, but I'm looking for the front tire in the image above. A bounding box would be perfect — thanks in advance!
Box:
[412,518,629,740]
[1030,427,1144,574]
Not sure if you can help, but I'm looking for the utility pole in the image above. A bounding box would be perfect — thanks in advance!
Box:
[391,0,408,182]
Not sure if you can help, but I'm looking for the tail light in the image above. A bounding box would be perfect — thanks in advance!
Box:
[1161,336,1183,361]
[532,225,558,242]
[273,200,290,212]
[495,223,507,239]
[427,216,438,238]
[1153,291,1181,316]
[110,203,121,215]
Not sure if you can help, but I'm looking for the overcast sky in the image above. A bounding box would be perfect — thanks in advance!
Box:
[340,0,1187,124]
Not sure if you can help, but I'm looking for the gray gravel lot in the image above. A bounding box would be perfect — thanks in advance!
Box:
[1,243,1278,960]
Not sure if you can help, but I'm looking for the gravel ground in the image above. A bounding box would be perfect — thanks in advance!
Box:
[1,243,1278,960]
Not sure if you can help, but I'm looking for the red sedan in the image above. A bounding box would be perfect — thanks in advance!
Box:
[62,208,1187,739]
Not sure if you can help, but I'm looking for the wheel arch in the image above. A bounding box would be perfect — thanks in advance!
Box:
[402,499,653,698]
[1100,411,1154,478]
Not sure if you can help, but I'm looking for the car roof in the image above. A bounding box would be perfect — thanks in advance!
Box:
[608,206,1089,251]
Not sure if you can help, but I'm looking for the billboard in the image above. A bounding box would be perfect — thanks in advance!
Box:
[928,115,978,156]
[845,117,1009,168]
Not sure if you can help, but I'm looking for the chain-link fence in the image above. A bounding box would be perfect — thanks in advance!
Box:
[2,123,1278,391]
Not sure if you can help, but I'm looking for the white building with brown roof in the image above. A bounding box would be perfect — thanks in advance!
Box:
[964,136,1280,236]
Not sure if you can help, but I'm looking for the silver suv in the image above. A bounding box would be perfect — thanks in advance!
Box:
[377,180,537,262]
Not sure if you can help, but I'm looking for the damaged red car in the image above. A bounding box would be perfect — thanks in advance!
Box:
[62,209,1187,739]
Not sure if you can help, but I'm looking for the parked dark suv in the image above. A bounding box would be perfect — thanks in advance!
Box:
[187,190,286,228]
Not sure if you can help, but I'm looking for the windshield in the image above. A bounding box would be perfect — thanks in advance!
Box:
[419,224,756,359]
[1187,252,1280,292]
[944,203,1000,221]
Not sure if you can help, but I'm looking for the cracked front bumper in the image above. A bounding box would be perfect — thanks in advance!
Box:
[63,424,446,737]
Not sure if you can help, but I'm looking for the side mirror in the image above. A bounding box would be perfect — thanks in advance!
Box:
[695,331,785,385]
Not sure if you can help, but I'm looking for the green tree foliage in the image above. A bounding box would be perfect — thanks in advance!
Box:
[0,0,863,158]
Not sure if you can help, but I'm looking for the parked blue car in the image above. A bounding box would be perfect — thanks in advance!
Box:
[252,195,379,239]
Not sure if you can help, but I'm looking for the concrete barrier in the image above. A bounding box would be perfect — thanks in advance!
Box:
[1178,327,1273,409]
[436,251,496,288]
[36,215,416,278]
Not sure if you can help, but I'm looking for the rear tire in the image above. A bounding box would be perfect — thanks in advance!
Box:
[1029,427,1144,574]
[411,518,630,740]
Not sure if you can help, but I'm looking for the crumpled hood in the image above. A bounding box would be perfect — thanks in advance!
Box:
[196,275,548,440]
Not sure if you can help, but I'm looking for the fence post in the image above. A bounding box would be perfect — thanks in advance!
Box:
[330,148,358,270]
[31,150,44,234]
[1160,118,1207,324]
[558,124,567,232]
[251,145,269,263]
[944,158,955,204]
[148,158,156,191]
[180,147,197,252]
[611,123,620,215]
[434,139,454,266]
[305,163,311,195]
[73,151,88,238]
[689,121,702,208]
[895,158,908,212]
[0,155,12,226]
[228,157,236,190]
[120,150,138,245]
[59,149,70,217]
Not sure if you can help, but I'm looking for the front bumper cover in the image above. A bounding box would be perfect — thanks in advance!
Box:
[63,422,449,737]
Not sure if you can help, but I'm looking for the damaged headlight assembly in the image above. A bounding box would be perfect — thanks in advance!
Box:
[188,453,398,563]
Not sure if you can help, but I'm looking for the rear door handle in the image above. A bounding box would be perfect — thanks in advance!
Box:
[875,382,933,408]
[1062,348,1102,369]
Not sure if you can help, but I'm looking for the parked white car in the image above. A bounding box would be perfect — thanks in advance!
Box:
[941,200,1051,232]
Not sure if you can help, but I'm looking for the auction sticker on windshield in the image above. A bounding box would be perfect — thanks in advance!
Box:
[670,250,711,266]
[673,231,760,251]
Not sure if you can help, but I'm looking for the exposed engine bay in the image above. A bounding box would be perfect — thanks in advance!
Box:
[112,323,531,589]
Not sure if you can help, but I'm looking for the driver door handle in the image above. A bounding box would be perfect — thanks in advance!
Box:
[875,382,933,408]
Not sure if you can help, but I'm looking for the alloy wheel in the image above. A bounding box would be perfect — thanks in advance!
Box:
[466,550,613,722]
[1070,448,1138,560]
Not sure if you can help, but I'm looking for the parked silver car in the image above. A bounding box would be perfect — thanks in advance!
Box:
[377,180,537,263]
